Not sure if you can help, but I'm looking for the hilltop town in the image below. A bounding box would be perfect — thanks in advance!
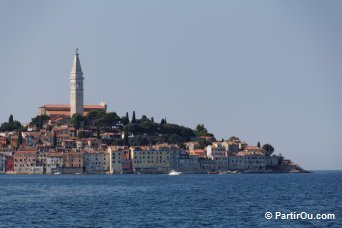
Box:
[0,50,306,175]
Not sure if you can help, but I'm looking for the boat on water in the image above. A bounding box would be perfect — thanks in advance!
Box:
[208,171,220,174]
[169,170,182,175]
[219,171,239,174]
[53,172,61,175]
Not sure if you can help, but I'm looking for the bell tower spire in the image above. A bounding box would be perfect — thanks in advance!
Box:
[70,48,84,116]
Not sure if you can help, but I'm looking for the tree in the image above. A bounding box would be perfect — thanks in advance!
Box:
[262,144,275,156]
[121,116,129,125]
[198,138,211,149]
[151,117,154,123]
[30,115,50,130]
[161,119,165,125]
[71,114,84,130]
[0,115,23,132]
[126,112,129,123]
[132,111,136,123]
[9,114,13,125]
[96,125,100,139]
[140,115,150,122]
[86,110,106,126]
[53,131,57,147]
[195,124,213,137]
[99,112,120,127]
[257,142,261,148]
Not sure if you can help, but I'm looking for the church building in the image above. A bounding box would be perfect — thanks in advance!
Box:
[38,49,106,121]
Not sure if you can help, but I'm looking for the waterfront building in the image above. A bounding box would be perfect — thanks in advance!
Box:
[46,152,64,174]
[62,151,84,174]
[206,144,229,171]
[14,149,43,174]
[84,150,110,174]
[228,151,279,171]
[170,149,201,173]
[130,145,171,173]
[5,156,14,172]
[108,146,132,174]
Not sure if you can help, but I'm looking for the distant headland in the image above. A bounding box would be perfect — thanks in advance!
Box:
[0,50,307,175]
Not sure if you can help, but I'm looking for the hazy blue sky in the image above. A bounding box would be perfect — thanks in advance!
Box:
[0,0,341,170]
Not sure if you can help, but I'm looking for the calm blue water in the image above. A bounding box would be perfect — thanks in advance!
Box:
[0,171,341,227]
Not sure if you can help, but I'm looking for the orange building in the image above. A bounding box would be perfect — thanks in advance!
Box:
[38,104,106,118]
[62,151,84,174]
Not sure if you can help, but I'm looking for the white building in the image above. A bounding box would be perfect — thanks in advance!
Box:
[206,144,229,171]
[46,152,64,174]
[229,151,279,171]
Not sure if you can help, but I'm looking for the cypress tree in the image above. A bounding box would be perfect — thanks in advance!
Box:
[9,114,14,125]
[132,111,136,123]
[151,117,154,123]
[97,125,100,139]
[53,131,57,147]
[126,112,129,123]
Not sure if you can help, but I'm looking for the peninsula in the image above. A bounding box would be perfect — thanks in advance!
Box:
[0,50,307,174]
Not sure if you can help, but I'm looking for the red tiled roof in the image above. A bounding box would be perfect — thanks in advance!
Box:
[40,104,105,110]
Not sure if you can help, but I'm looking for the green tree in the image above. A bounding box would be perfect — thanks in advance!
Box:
[9,114,13,125]
[262,144,275,156]
[99,112,120,127]
[140,115,150,122]
[126,112,129,122]
[96,125,100,139]
[195,124,213,137]
[86,110,106,126]
[121,116,129,125]
[30,115,50,130]
[257,142,261,148]
[53,131,57,147]
[161,118,165,125]
[0,115,23,132]
[151,117,154,123]
[71,114,84,130]
[132,111,136,123]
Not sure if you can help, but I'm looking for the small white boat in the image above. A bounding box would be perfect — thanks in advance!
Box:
[53,172,61,175]
[169,170,182,176]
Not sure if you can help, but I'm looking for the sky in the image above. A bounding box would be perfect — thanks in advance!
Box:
[0,0,341,170]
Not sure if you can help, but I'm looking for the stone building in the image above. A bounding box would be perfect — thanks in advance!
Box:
[108,146,132,174]
[84,150,110,174]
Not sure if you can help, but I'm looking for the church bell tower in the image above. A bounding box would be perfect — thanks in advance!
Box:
[70,48,84,116]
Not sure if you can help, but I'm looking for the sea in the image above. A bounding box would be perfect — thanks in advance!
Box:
[0,171,341,227]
